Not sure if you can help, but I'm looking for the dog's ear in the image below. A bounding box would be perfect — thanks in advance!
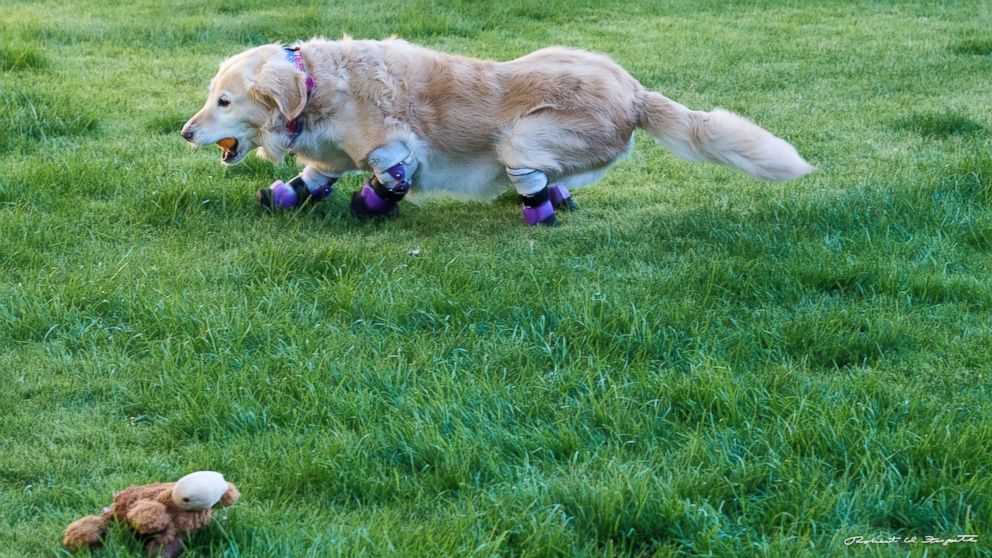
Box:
[249,61,307,121]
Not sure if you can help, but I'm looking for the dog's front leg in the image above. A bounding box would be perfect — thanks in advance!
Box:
[256,164,339,209]
[350,140,418,220]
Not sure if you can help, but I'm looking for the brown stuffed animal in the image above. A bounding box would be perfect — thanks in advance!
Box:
[64,471,239,558]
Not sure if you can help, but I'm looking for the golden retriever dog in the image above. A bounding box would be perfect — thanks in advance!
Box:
[181,37,812,225]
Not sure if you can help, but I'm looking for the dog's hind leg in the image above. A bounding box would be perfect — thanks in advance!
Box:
[548,183,575,212]
[506,172,580,223]
[506,167,557,226]
[499,112,633,225]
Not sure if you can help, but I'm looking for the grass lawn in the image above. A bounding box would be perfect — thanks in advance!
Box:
[2,0,991,556]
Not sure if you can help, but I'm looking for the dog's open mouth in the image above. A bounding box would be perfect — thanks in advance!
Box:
[217,137,240,164]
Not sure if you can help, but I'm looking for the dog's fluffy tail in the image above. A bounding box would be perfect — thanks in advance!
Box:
[638,91,813,181]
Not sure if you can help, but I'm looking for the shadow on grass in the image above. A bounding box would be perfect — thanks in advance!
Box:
[890,112,986,138]
[780,311,910,369]
[950,38,992,56]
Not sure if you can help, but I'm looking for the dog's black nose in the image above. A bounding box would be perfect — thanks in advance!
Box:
[180,122,197,142]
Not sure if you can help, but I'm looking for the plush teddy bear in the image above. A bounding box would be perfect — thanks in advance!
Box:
[63,471,240,557]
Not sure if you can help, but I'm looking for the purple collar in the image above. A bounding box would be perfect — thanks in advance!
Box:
[284,47,315,144]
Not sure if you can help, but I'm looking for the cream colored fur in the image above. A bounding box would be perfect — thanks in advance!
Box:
[182,37,812,201]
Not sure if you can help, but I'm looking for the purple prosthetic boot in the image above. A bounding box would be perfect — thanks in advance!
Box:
[350,163,410,220]
[548,184,575,211]
[257,176,335,209]
[521,186,558,226]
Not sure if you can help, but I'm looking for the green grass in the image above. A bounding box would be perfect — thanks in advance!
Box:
[2,0,991,556]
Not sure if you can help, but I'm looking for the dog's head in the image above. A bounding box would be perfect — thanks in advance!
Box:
[181,44,308,165]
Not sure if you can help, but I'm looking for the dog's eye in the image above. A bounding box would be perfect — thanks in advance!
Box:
[217,97,231,107]
[182,497,190,502]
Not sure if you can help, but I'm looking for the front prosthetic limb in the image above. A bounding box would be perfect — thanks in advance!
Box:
[350,140,418,220]
[257,164,338,209]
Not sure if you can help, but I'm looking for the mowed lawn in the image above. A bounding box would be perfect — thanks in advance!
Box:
[2,0,991,556]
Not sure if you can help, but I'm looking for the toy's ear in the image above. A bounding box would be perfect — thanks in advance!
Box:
[220,483,240,507]
[249,61,307,121]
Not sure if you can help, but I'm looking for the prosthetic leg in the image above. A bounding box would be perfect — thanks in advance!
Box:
[549,184,575,212]
[507,168,575,226]
[257,165,338,209]
[350,140,418,220]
